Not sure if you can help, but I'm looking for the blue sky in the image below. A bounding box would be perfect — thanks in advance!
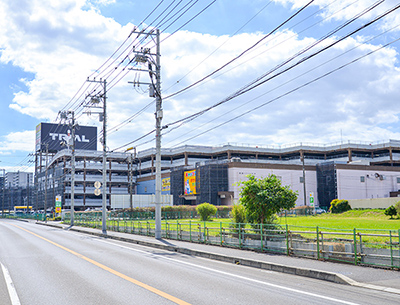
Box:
[1,0,400,172]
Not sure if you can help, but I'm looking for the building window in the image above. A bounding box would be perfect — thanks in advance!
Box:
[397,177,400,184]
[360,176,365,183]
[299,177,304,183]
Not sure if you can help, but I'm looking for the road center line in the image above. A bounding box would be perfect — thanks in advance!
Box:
[12,224,190,305]
[96,239,361,305]
[1,262,21,305]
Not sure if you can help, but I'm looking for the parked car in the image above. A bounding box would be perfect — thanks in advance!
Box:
[314,208,326,214]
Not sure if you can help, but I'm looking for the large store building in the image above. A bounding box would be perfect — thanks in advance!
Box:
[135,141,400,209]
[33,122,400,211]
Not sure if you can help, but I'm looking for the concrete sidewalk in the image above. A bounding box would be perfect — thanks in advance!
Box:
[36,221,400,295]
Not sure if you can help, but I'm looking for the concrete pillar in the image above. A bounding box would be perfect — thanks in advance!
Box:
[347,148,352,163]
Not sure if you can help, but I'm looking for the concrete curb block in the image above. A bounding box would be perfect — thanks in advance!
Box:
[36,222,400,295]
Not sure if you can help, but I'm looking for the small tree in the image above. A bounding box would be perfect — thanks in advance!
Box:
[238,174,298,225]
[196,202,217,221]
[385,205,397,219]
[329,199,351,214]
[230,204,247,229]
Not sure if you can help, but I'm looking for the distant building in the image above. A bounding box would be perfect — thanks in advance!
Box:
[35,149,135,211]
[5,171,33,188]
[135,140,400,209]
[1,171,33,211]
[33,138,400,211]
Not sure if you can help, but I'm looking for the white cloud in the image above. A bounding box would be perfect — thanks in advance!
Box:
[0,0,133,120]
[0,130,35,152]
[274,0,400,30]
[157,25,400,147]
[1,0,400,159]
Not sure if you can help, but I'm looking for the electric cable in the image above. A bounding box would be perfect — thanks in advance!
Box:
[162,0,315,100]
[169,36,400,147]
[163,0,389,130]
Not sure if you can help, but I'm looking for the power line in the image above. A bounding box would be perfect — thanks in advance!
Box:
[164,22,400,146]
[162,0,315,100]
[163,0,275,93]
[170,36,400,147]
[162,0,389,130]
[109,1,385,151]
[168,0,360,97]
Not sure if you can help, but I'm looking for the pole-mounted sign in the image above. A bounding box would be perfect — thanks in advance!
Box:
[55,195,62,214]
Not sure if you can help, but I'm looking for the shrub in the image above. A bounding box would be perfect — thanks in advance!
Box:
[395,201,400,216]
[329,199,351,214]
[230,204,246,225]
[216,206,232,218]
[196,202,217,221]
[384,205,397,219]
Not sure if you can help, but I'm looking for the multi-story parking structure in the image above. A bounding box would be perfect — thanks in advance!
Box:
[35,149,136,211]
[34,138,400,211]
[135,140,400,209]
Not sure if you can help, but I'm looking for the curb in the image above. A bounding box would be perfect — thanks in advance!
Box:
[36,222,400,294]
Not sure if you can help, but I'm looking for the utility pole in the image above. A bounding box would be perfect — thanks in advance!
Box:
[60,110,76,226]
[86,78,107,234]
[154,29,162,239]
[71,113,75,226]
[126,146,136,217]
[44,144,48,222]
[128,153,133,212]
[34,152,38,215]
[1,168,4,217]
[27,173,30,211]
[302,152,307,207]
[129,28,162,239]
[102,79,107,235]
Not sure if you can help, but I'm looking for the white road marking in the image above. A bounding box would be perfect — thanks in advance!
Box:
[95,239,360,305]
[1,263,21,305]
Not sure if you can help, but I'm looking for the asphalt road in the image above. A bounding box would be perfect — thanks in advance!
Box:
[1,219,399,305]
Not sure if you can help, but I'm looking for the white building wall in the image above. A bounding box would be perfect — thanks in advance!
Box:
[5,172,33,188]
[228,167,318,207]
[337,169,400,200]
[110,194,173,209]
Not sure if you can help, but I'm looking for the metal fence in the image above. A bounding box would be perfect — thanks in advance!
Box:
[66,213,400,269]
[108,209,231,220]
[1,213,47,221]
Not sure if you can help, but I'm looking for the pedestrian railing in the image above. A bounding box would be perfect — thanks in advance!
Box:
[62,213,400,269]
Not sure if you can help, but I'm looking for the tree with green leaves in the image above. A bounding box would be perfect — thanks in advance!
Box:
[238,174,298,225]
[196,202,217,221]
[230,203,247,229]
[385,205,398,219]
[395,201,400,216]
[329,199,351,214]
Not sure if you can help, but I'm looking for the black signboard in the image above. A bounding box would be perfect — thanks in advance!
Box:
[36,123,97,152]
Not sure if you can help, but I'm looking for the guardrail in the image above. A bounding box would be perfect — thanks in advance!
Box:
[66,213,400,269]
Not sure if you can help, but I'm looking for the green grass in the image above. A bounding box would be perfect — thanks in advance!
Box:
[69,210,400,243]
[276,210,400,247]
[62,209,400,256]
[69,209,400,246]
[277,209,400,231]
[70,209,400,231]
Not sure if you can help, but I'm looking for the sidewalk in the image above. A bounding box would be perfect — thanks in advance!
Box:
[36,221,400,295]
